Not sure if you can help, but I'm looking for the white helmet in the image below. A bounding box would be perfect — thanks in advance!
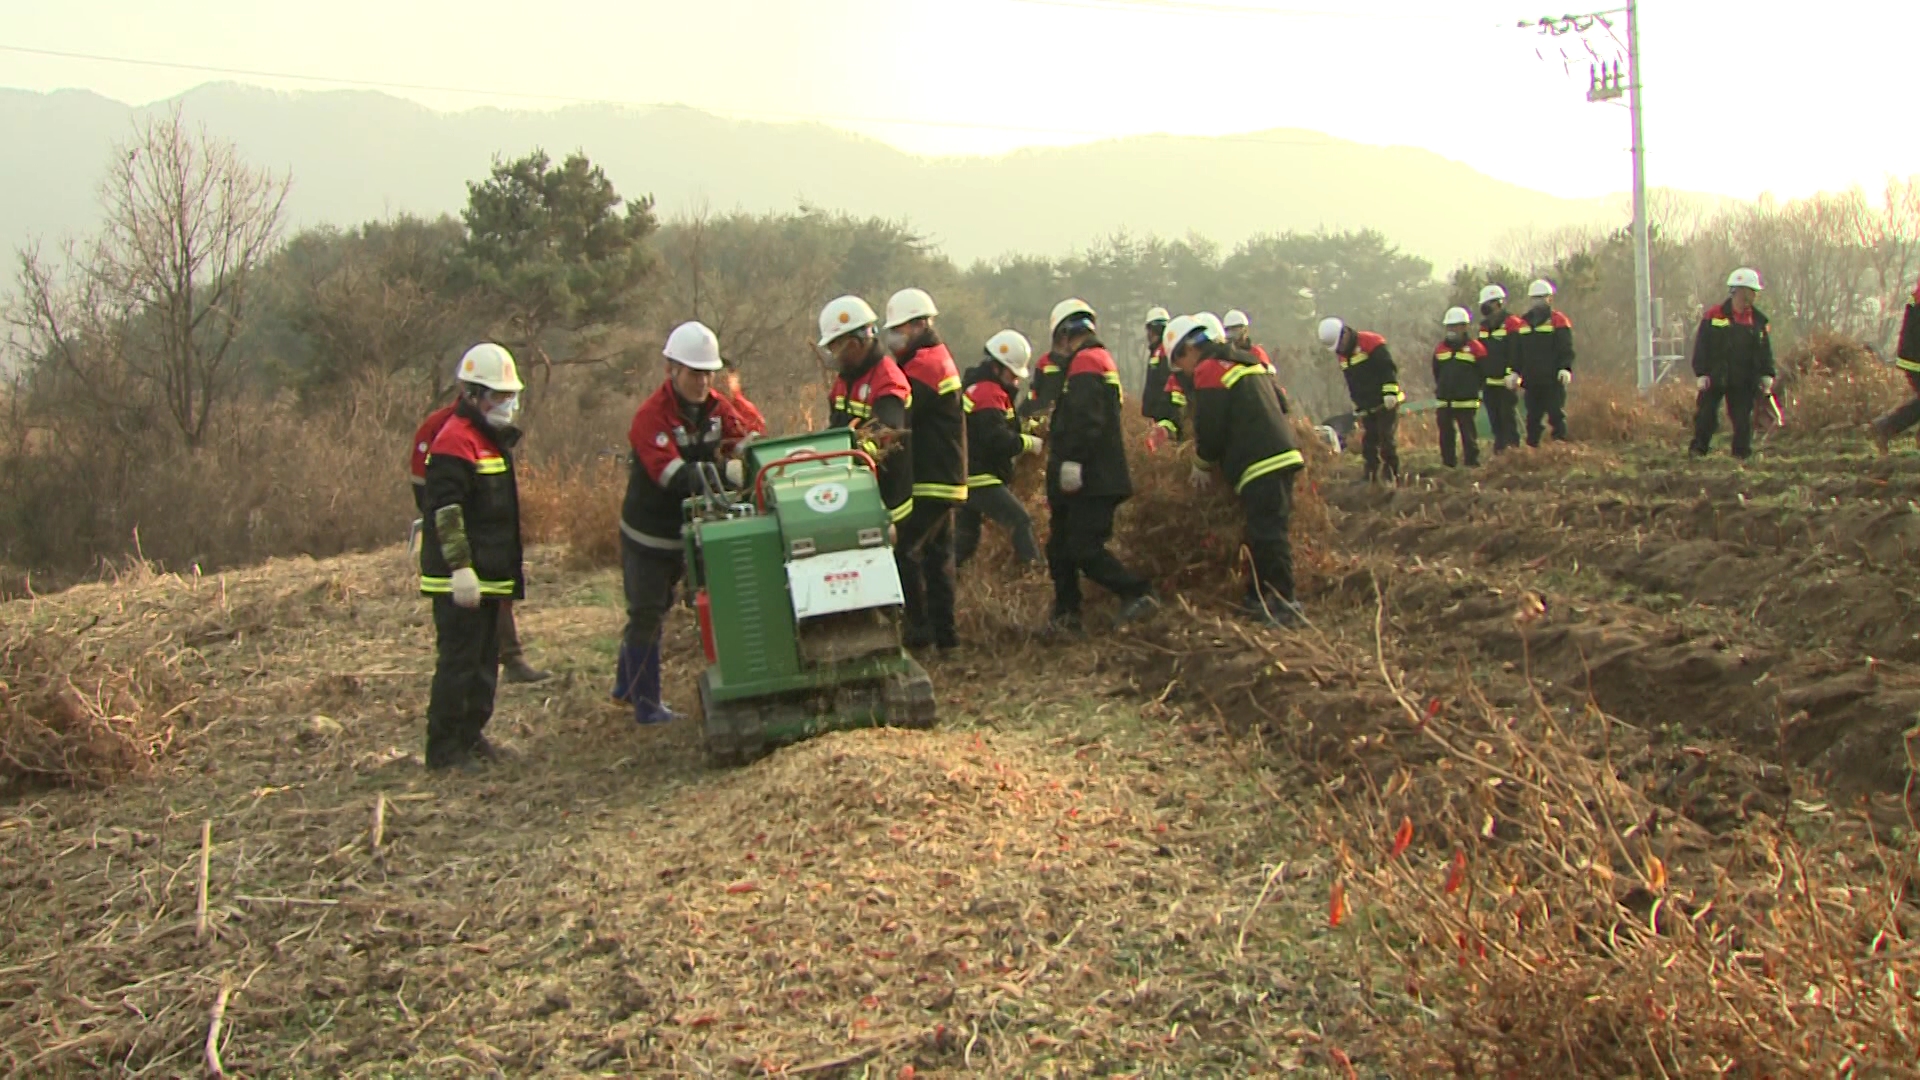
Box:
[883,287,938,329]
[1317,317,1346,350]
[1477,284,1508,306]
[1194,312,1227,342]
[1145,306,1171,325]
[985,329,1033,379]
[1050,298,1097,337]
[456,343,524,393]
[1443,306,1472,326]
[817,295,878,348]
[663,320,724,371]
[1727,267,1764,292]
[1222,309,1250,330]
[1161,315,1201,358]
[1528,279,1556,299]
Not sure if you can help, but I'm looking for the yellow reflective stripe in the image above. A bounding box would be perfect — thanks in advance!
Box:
[1381,384,1401,395]
[1482,329,1508,339]
[967,474,1003,488]
[1515,326,1533,335]
[1003,408,1016,420]
[1156,419,1178,434]
[1445,400,1481,409]
[1437,352,1475,362]
[1168,391,1187,407]
[844,401,872,418]
[1710,318,1731,328]
[889,498,915,523]
[1342,350,1370,369]
[473,456,507,475]
[1898,357,1920,373]
[962,396,974,413]
[1235,450,1305,492]
[421,576,515,595]
[1220,364,1263,388]
[912,482,969,502]
[1020,434,1039,453]
[935,376,962,395]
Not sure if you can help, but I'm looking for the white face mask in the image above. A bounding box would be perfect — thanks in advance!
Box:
[883,328,909,355]
[485,397,519,428]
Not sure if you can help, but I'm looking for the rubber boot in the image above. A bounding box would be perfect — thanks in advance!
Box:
[632,644,681,726]
[612,643,641,704]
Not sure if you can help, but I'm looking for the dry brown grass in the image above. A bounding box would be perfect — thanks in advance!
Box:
[519,457,624,570]
[1777,331,1910,432]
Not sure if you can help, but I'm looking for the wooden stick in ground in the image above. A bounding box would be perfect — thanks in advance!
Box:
[371,793,386,853]
[1236,860,1289,959]
[205,982,232,1079]
[196,819,212,942]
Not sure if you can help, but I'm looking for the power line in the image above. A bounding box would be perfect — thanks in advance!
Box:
[0,41,1349,147]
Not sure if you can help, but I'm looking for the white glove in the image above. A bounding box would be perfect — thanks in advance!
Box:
[1503,372,1521,391]
[1557,369,1572,387]
[1059,461,1084,494]
[1759,376,1775,394]
[1023,435,1045,457]
[723,458,745,487]
[1382,393,1401,411]
[449,567,482,609]
[1188,464,1214,490]
[1696,376,1711,392]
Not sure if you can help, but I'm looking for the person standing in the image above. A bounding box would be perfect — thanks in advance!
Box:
[882,288,968,651]
[1139,306,1176,435]
[1475,284,1525,453]
[1318,317,1402,484]
[1870,276,1920,454]
[1432,307,1486,469]
[1044,298,1157,635]
[1689,268,1776,461]
[417,343,529,770]
[1168,316,1308,627]
[956,330,1043,568]
[1514,279,1575,446]
[1222,309,1275,371]
[411,387,549,685]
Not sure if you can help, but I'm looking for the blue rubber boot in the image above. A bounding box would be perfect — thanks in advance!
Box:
[612,643,641,704]
[632,644,682,726]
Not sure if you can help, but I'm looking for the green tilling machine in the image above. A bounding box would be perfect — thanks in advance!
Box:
[682,428,936,766]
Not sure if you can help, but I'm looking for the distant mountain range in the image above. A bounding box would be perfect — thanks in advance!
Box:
[1,83,1626,271]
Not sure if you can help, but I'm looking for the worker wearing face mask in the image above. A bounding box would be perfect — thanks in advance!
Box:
[1432,307,1486,468]
[417,343,530,771]
[1513,279,1575,446]
[1689,268,1776,461]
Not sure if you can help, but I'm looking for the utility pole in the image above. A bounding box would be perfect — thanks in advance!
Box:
[1524,1,1656,390]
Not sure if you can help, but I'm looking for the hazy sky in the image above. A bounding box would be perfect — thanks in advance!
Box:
[6,0,1916,203]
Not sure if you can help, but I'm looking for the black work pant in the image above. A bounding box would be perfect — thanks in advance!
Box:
[1046,494,1148,617]
[497,600,524,661]
[1524,381,1568,445]
[1483,385,1520,452]
[1437,405,1480,468]
[1360,408,1399,482]
[1874,370,1920,437]
[896,501,957,646]
[622,538,686,652]
[1691,382,1758,459]
[426,596,501,765]
[955,484,1040,567]
[1240,471,1296,603]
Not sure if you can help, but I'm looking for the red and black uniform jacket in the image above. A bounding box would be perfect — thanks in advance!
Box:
[1018,348,1068,426]
[962,360,1038,490]
[1514,307,1575,385]
[897,335,969,506]
[1046,339,1132,499]
[622,381,750,551]
[1141,342,1177,423]
[1476,312,1525,389]
[1691,301,1775,387]
[1337,331,1400,413]
[1897,278,1920,373]
[1149,367,1193,439]
[1247,343,1275,371]
[418,398,524,600]
[409,403,457,514]
[1432,337,1488,407]
[829,343,914,524]
[1192,346,1305,494]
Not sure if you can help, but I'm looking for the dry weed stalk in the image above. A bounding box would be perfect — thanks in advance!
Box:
[1330,580,1919,1076]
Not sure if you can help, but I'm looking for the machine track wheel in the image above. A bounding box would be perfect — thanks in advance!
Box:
[886,659,938,730]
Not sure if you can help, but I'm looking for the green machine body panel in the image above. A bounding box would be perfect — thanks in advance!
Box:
[682,425,936,766]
